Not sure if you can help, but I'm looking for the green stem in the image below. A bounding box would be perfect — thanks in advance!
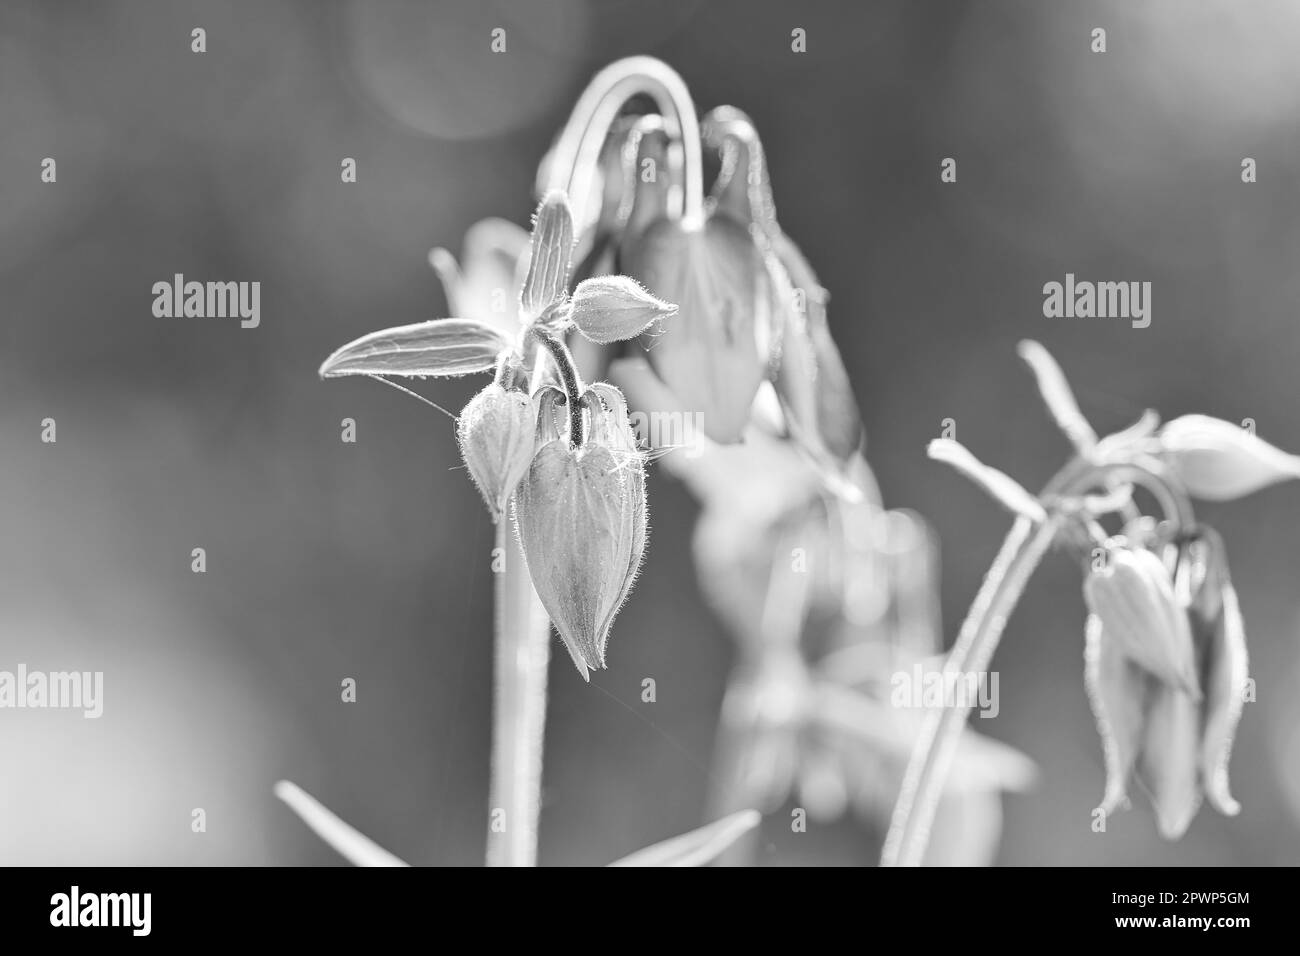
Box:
[486,521,551,867]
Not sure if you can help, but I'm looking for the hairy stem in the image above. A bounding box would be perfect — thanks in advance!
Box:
[487,520,552,867]
[548,56,704,228]
[532,329,585,446]
[881,513,1062,866]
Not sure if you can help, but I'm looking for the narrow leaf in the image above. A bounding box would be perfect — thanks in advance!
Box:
[1017,340,1097,454]
[520,191,574,318]
[274,781,410,867]
[319,319,511,379]
[928,439,1046,521]
[607,810,761,867]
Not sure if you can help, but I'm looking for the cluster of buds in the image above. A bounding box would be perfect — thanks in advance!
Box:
[1083,521,1248,838]
[922,342,1300,839]
[320,191,676,679]
[537,58,863,487]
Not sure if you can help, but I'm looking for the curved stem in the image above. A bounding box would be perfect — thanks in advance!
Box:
[548,56,704,228]
[882,456,1195,867]
[881,513,1061,866]
[487,520,551,867]
[531,328,585,446]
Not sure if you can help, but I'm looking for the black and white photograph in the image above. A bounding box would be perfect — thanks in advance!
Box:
[2,0,1294,934]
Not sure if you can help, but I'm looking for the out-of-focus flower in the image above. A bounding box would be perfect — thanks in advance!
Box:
[1159,414,1300,501]
[1083,528,1252,838]
[1083,545,1200,694]
[687,427,1030,864]
[538,58,863,473]
[428,218,529,338]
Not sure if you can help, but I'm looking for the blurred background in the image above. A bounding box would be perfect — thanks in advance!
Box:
[2,0,1299,865]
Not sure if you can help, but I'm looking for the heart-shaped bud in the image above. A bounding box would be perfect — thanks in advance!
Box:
[514,385,647,679]
[456,383,536,522]
[1083,547,1200,695]
[570,275,678,344]
[621,216,769,444]
[1160,414,1300,501]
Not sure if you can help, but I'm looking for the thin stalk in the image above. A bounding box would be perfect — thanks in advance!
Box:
[881,455,1193,866]
[531,328,586,446]
[881,513,1062,866]
[487,520,552,867]
[548,56,704,228]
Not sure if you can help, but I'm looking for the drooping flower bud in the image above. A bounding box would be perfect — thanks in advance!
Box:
[620,217,769,445]
[1177,527,1249,817]
[1160,414,1300,501]
[569,275,677,345]
[618,123,768,445]
[513,383,647,679]
[1139,684,1203,839]
[1082,546,1201,694]
[1083,614,1147,815]
[456,382,536,523]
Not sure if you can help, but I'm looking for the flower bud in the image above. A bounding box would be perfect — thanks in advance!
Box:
[1179,527,1248,817]
[1138,684,1203,839]
[456,383,536,522]
[569,275,677,345]
[1083,614,1147,815]
[768,234,863,472]
[1160,414,1300,501]
[1083,547,1200,695]
[513,387,647,679]
[620,215,769,444]
[585,384,648,635]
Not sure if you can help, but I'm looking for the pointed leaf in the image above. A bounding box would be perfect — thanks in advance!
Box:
[606,810,761,867]
[319,319,511,379]
[520,191,574,318]
[274,781,410,867]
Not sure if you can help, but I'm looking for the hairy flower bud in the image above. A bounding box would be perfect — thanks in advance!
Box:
[1160,414,1300,501]
[456,383,536,522]
[1083,547,1200,694]
[570,275,677,344]
[514,383,647,679]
